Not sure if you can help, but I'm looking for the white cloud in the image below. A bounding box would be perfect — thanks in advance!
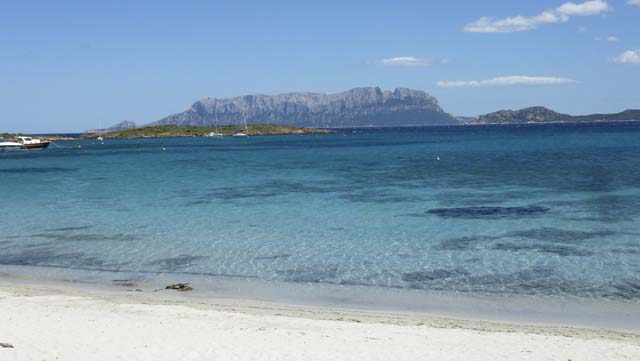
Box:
[612,49,640,64]
[464,0,612,33]
[437,76,579,88]
[371,56,433,67]
[578,25,589,32]
[627,0,640,6]
[595,35,620,42]
[556,0,611,15]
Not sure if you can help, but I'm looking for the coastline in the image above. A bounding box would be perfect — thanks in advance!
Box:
[6,120,640,142]
[3,123,640,360]
[1,278,639,361]
[1,265,640,332]
[79,124,334,139]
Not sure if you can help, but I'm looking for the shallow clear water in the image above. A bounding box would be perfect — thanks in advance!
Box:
[1,123,640,302]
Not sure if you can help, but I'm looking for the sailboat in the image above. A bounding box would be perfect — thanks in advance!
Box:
[205,104,224,138]
[232,111,249,138]
[96,119,104,143]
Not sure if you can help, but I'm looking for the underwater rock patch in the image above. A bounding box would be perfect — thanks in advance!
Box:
[254,253,290,261]
[433,236,498,251]
[493,243,594,257]
[402,269,469,283]
[427,206,550,218]
[0,167,77,173]
[277,266,338,283]
[45,225,94,232]
[0,245,112,268]
[431,190,537,207]
[504,228,615,242]
[146,255,205,272]
[607,280,640,300]
[340,191,422,204]
[31,233,141,242]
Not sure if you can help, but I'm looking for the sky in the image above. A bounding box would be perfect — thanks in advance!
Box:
[0,0,638,133]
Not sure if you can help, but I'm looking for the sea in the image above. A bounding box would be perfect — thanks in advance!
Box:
[1,123,639,324]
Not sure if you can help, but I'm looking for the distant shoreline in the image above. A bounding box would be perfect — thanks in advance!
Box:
[5,119,640,139]
[79,124,334,139]
[465,119,640,126]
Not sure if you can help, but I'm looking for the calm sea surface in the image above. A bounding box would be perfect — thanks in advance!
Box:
[1,123,639,303]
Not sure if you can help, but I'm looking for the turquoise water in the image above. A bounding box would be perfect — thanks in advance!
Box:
[1,123,639,302]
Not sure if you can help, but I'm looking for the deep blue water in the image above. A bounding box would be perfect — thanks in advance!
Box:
[1,123,640,302]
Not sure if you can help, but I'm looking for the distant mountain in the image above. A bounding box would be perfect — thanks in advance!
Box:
[87,121,137,133]
[471,107,640,125]
[152,87,460,128]
[471,107,569,124]
[571,109,640,122]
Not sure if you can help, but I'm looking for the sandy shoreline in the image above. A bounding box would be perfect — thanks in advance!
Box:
[1,281,639,361]
[3,264,640,330]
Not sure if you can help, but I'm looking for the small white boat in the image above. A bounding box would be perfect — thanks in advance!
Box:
[232,112,249,138]
[0,139,26,152]
[97,136,104,142]
[204,106,224,138]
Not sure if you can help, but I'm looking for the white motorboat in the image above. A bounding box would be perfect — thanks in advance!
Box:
[0,139,26,152]
[14,136,51,149]
[205,132,223,138]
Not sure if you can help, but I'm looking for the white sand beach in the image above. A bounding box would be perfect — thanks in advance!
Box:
[1,282,639,361]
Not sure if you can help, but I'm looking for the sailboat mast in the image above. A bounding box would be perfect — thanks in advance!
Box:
[214,102,219,133]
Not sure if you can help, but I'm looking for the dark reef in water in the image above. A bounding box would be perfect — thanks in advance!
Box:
[493,243,595,257]
[31,232,141,242]
[433,236,497,251]
[504,228,615,242]
[45,225,94,232]
[402,269,469,283]
[427,206,550,218]
[0,167,77,174]
[146,255,206,272]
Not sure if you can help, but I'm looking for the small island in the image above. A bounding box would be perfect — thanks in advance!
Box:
[470,107,640,125]
[80,124,334,139]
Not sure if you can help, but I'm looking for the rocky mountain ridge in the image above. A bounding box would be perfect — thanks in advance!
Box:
[87,120,137,133]
[152,87,460,128]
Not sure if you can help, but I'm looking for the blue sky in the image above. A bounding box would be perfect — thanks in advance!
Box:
[1,0,638,132]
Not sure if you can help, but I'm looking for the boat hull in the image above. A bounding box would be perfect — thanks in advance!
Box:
[0,145,25,152]
[23,142,51,149]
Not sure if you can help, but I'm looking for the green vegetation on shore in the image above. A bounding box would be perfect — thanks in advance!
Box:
[1,133,73,141]
[81,124,334,139]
